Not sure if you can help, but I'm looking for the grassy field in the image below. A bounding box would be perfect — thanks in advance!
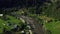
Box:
[38,15,60,34]
[0,15,23,33]
[44,18,60,34]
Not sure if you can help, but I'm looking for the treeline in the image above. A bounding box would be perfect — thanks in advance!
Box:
[0,0,46,14]
[0,0,45,8]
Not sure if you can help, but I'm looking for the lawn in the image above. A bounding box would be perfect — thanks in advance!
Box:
[45,20,60,34]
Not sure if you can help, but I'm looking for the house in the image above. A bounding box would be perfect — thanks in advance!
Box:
[0,14,3,16]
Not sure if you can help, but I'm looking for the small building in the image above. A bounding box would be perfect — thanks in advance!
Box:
[20,30,25,33]
[20,18,25,23]
[0,14,3,16]
[29,30,33,34]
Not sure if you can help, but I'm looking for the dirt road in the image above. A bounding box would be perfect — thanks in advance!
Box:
[17,15,44,34]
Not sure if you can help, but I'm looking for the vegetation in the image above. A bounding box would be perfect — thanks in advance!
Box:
[0,15,28,34]
[0,0,60,34]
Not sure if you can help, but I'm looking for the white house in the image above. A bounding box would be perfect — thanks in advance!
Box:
[0,14,3,16]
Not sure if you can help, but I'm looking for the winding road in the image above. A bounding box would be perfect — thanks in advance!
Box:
[17,15,44,34]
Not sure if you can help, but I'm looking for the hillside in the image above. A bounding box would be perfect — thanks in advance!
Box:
[0,0,60,34]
